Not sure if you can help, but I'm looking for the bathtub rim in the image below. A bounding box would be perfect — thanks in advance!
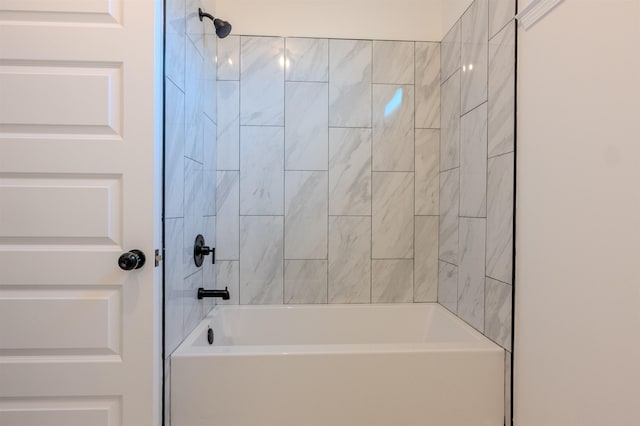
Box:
[172,303,503,356]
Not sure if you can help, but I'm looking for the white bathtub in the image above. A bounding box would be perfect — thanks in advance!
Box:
[171,303,504,426]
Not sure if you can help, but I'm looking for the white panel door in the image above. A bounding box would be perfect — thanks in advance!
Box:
[0,1,162,425]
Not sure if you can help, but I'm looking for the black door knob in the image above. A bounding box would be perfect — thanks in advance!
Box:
[118,249,146,270]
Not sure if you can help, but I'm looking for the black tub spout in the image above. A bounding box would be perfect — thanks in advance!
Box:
[197,287,230,300]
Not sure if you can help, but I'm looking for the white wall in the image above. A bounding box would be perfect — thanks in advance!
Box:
[515,1,640,425]
[216,0,471,41]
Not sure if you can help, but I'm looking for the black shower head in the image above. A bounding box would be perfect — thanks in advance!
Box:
[198,8,232,39]
[213,18,232,38]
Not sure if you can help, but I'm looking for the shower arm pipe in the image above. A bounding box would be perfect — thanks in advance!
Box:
[198,8,214,22]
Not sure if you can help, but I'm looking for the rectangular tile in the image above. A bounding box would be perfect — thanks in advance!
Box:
[183,270,204,338]
[240,36,284,125]
[458,218,486,332]
[183,158,204,278]
[284,260,328,304]
[415,129,440,215]
[460,0,489,114]
[439,168,459,264]
[216,81,240,170]
[239,216,284,304]
[285,37,329,82]
[372,84,414,171]
[166,32,185,91]
[372,172,414,259]
[489,0,515,39]
[414,216,438,302]
[329,128,372,216]
[165,79,184,219]
[441,70,460,171]
[285,82,329,170]
[415,42,441,129]
[203,36,217,123]
[488,22,515,157]
[486,153,514,284]
[216,171,239,260]
[217,35,240,80]
[438,261,458,313]
[372,259,413,303]
[460,102,488,217]
[203,116,217,172]
[329,39,372,127]
[215,260,240,305]
[164,218,184,355]
[441,20,461,83]
[284,171,328,259]
[185,37,204,162]
[485,277,513,351]
[328,216,371,303]
[372,41,414,84]
[239,126,284,215]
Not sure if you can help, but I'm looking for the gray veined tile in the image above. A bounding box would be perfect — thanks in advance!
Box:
[441,20,461,83]
[183,270,204,338]
[203,36,217,124]
[215,260,239,305]
[284,171,328,260]
[460,102,488,218]
[439,168,459,265]
[489,0,516,39]
[216,171,239,260]
[285,260,328,304]
[240,36,285,126]
[239,126,284,215]
[285,38,329,82]
[414,216,438,302]
[240,216,284,304]
[415,42,441,129]
[438,261,458,313]
[486,153,514,284]
[203,169,216,217]
[329,128,372,216]
[203,117,217,172]
[185,37,204,163]
[216,81,240,170]
[488,22,515,157]
[372,85,414,171]
[372,172,414,259]
[485,277,513,351]
[458,218,486,332]
[415,129,440,216]
[461,0,489,114]
[165,79,185,219]
[285,82,329,171]
[166,0,185,36]
[372,41,414,84]
[183,158,204,278]
[372,260,413,303]
[217,35,240,80]
[441,70,460,171]
[165,218,184,355]
[328,216,371,303]
[329,39,372,128]
[166,32,185,91]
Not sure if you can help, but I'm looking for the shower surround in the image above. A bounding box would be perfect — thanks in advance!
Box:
[439,0,516,424]
[214,36,441,306]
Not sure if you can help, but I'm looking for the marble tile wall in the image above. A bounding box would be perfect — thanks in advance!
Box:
[215,36,441,305]
[164,0,218,424]
[439,0,515,424]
